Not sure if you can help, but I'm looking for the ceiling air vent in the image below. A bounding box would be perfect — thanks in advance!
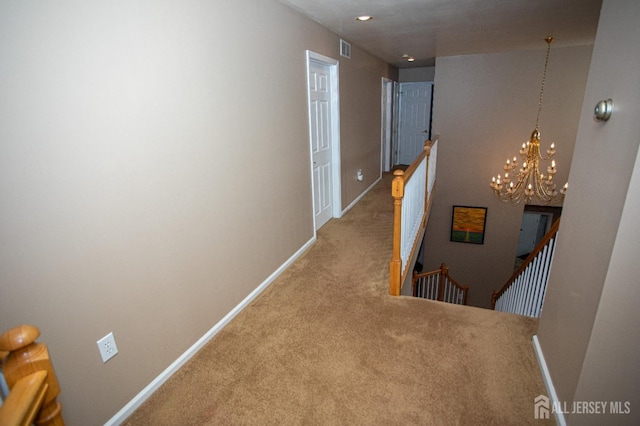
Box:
[340,39,351,59]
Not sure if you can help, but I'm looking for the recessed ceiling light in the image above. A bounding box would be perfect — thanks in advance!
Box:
[407,57,415,62]
[356,15,373,21]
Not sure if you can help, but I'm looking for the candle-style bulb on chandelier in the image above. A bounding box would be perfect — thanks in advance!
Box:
[490,37,568,205]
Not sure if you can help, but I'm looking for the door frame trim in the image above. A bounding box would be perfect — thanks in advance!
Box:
[305,50,342,233]
[381,77,394,173]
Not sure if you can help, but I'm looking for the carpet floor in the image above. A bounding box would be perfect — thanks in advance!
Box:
[123,173,553,425]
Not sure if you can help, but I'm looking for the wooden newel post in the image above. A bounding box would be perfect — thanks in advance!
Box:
[437,263,447,302]
[491,290,499,310]
[389,169,405,296]
[411,271,418,297]
[424,141,432,207]
[0,325,65,426]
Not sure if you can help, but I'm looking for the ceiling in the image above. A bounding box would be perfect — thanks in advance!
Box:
[279,0,603,68]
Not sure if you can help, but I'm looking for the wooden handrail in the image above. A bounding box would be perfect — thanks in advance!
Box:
[491,218,561,309]
[0,325,65,426]
[0,371,49,426]
[389,139,436,296]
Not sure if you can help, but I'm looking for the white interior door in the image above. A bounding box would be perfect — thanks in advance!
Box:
[517,212,551,257]
[517,213,541,257]
[308,59,333,229]
[397,82,433,165]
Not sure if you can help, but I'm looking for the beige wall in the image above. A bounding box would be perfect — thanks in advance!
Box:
[571,143,640,424]
[399,67,436,82]
[423,45,592,307]
[537,0,640,423]
[0,1,395,424]
[340,46,398,207]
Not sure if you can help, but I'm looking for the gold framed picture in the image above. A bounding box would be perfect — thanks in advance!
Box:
[451,206,487,244]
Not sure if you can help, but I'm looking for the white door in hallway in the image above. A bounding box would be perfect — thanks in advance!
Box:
[397,82,433,165]
[516,212,550,257]
[308,60,334,229]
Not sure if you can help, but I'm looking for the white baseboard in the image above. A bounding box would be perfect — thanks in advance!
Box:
[341,175,382,216]
[105,236,317,425]
[532,335,567,426]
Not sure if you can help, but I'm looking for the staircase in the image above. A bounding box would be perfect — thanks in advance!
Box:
[387,135,556,316]
[410,220,559,314]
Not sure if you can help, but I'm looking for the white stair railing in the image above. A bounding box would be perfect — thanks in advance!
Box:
[400,158,426,267]
[492,219,560,317]
[389,138,438,296]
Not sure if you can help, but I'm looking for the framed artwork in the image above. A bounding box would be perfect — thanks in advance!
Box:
[450,206,487,244]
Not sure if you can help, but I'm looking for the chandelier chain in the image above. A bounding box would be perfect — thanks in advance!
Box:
[535,37,553,130]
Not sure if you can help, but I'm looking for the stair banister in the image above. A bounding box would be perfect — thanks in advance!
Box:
[492,218,560,317]
[0,325,65,426]
[389,138,438,296]
[412,263,470,305]
[0,371,49,426]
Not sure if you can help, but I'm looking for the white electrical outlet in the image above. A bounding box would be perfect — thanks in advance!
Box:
[97,332,119,363]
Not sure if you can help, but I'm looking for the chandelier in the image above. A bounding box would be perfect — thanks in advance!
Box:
[490,37,568,205]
